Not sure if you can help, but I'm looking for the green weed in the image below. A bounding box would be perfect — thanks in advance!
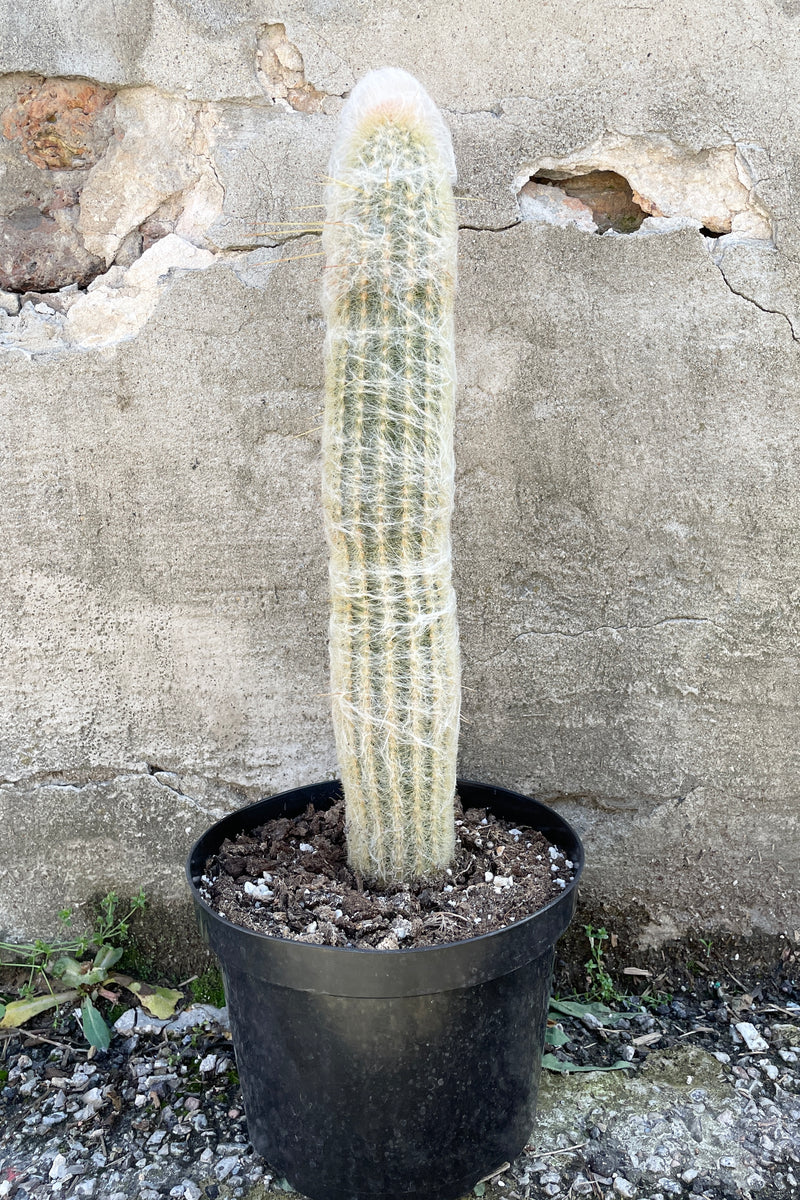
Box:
[583,924,624,1004]
[0,889,151,1049]
[188,968,225,1009]
[0,889,147,981]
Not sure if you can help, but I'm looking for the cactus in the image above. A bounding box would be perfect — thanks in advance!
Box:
[321,69,460,885]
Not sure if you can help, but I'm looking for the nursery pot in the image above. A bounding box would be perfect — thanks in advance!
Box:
[187,779,584,1200]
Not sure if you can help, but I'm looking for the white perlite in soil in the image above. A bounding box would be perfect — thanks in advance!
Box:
[199,798,575,949]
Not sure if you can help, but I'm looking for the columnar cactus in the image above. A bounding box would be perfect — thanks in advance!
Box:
[321,69,460,884]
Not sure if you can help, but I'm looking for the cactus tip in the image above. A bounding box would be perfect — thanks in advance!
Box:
[330,67,456,184]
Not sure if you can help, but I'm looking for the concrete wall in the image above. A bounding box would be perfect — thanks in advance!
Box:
[1,1,798,949]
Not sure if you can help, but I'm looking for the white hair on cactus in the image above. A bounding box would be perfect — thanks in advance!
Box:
[321,69,461,884]
[328,68,456,189]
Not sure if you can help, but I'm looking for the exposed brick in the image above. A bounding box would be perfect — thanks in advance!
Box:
[1,78,115,171]
[0,203,103,291]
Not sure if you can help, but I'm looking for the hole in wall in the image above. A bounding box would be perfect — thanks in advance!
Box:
[527,170,647,234]
[514,133,772,242]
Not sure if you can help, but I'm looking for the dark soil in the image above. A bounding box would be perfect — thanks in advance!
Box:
[199,796,575,948]
[553,903,800,1005]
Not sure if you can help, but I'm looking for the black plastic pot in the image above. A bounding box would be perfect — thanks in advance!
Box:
[187,779,584,1200]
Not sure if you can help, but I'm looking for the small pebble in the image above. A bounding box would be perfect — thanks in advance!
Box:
[215,1155,241,1180]
[243,880,273,899]
[581,1011,604,1031]
[735,1022,769,1052]
[48,1155,67,1181]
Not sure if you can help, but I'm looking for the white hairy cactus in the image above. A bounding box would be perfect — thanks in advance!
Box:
[321,68,461,884]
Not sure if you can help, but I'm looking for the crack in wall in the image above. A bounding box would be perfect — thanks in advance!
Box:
[458,220,521,234]
[1,82,790,358]
[221,228,319,253]
[0,767,248,820]
[231,222,524,247]
[472,616,718,667]
[509,131,797,345]
[713,257,800,344]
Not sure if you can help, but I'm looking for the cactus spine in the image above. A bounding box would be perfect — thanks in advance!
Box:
[321,69,460,885]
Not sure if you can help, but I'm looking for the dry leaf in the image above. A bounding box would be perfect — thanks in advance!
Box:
[632,1031,662,1047]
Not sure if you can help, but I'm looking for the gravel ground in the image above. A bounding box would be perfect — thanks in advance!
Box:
[1,986,799,1200]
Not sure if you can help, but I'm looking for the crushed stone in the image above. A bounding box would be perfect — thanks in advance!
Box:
[0,989,798,1198]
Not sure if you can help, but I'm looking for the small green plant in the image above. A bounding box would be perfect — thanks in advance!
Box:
[640,989,673,1010]
[0,890,145,991]
[188,968,225,1009]
[0,889,182,1048]
[686,934,714,976]
[583,924,624,1004]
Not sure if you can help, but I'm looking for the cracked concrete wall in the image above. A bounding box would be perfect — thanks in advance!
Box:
[1,0,799,952]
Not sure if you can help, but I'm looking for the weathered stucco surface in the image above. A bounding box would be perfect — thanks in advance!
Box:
[1,0,798,949]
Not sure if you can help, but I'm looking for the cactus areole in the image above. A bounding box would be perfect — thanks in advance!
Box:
[321,68,461,886]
